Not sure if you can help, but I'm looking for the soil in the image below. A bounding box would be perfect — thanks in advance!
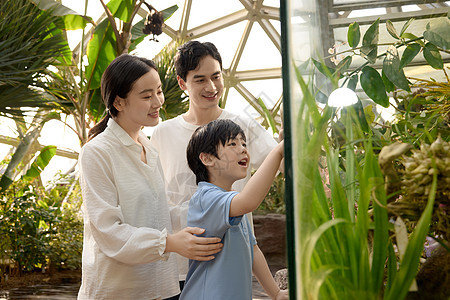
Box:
[0,269,81,290]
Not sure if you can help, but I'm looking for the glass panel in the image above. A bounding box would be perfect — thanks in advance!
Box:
[281,0,449,298]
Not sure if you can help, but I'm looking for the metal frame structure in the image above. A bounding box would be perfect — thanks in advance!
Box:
[72,0,449,118]
[136,0,283,116]
[316,0,449,60]
[3,1,448,162]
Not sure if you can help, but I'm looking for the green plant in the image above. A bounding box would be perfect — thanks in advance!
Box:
[292,68,437,299]
[0,0,73,118]
[0,143,83,274]
[0,0,75,193]
[0,173,83,274]
[44,174,83,271]
[316,17,448,107]
[41,0,178,145]
[0,183,54,273]
[289,15,449,299]
[153,40,189,120]
[255,173,285,214]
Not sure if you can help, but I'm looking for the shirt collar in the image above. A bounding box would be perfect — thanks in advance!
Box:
[107,118,140,148]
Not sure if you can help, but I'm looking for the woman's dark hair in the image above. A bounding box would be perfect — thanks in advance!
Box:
[87,54,157,141]
[187,119,245,184]
[174,41,222,81]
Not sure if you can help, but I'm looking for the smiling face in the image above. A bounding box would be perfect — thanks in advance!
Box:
[210,133,250,189]
[114,68,164,132]
[178,55,224,111]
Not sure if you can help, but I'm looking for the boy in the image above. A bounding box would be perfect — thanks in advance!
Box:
[149,41,279,284]
[180,119,287,300]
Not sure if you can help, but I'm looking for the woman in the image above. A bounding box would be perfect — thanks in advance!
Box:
[77,54,223,300]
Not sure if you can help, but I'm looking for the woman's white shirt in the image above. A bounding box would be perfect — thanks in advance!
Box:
[77,119,179,300]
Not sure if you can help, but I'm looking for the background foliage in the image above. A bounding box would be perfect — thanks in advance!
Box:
[0,173,83,275]
[291,14,449,299]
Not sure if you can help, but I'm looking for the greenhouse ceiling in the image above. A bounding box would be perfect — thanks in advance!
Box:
[64,0,449,115]
[64,0,283,119]
[1,0,449,180]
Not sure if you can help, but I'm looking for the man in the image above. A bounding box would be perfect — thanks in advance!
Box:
[150,41,278,286]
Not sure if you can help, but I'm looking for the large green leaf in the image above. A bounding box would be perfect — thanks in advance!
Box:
[383,46,410,92]
[161,4,178,20]
[88,88,105,122]
[86,3,179,91]
[31,0,93,30]
[360,19,380,64]
[360,66,389,107]
[85,18,118,91]
[422,42,443,69]
[107,0,134,22]
[423,17,450,50]
[85,0,134,92]
[348,22,360,48]
[399,43,421,68]
[23,145,57,181]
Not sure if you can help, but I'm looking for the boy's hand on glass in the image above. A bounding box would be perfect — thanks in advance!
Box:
[275,289,289,300]
[166,227,223,261]
[276,140,285,173]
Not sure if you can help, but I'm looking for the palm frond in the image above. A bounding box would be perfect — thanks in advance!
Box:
[153,40,189,120]
[0,0,72,118]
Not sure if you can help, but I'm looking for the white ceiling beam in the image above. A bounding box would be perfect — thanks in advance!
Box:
[0,135,79,160]
[233,68,281,81]
[330,0,448,11]
[221,86,231,107]
[258,18,281,51]
[234,82,265,116]
[239,0,254,12]
[184,9,249,39]
[229,19,254,74]
[260,5,279,20]
[179,0,193,36]
[162,24,179,40]
[329,7,449,27]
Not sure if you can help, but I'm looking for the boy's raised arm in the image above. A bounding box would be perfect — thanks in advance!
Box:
[229,141,284,217]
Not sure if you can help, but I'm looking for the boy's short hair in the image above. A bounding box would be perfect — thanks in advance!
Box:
[175,41,223,81]
[187,119,246,184]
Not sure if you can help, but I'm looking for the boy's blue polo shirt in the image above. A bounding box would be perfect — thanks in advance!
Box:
[180,182,257,300]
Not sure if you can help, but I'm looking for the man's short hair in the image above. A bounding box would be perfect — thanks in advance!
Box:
[175,41,223,81]
[187,119,245,184]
